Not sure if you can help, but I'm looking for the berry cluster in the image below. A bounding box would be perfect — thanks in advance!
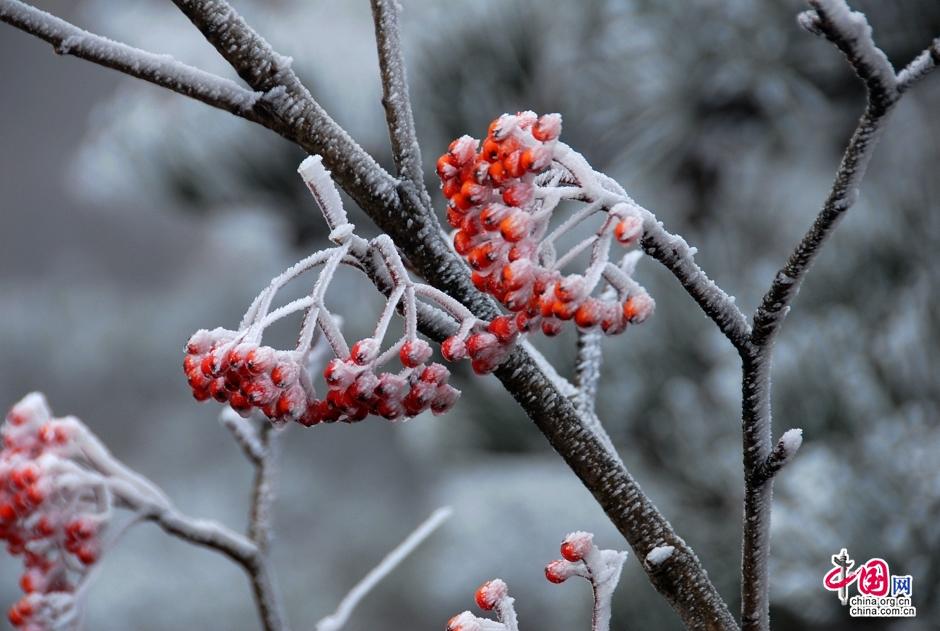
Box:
[184,328,459,426]
[437,112,654,345]
[447,532,628,631]
[1,394,107,630]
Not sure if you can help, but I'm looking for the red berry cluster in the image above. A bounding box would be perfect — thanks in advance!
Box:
[322,338,459,422]
[184,329,459,425]
[1,394,104,630]
[437,112,653,344]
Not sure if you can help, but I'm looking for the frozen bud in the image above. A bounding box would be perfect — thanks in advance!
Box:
[323,359,358,388]
[349,338,380,365]
[540,318,563,337]
[501,182,533,207]
[375,372,408,399]
[475,579,508,611]
[270,360,301,388]
[431,384,460,415]
[447,612,482,631]
[441,336,468,362]
[185,329,216,355]
[245,346,276,374]
[420,363,450,385]
[574,299,601,329]
[480,204,510,230]
[500,259,535,290]
[554,274,586,303]
[275,385,307,420]
[487,315,518,345]
[545,559,572,584]
[532,113,562,142]
[226,342,256,370]
[348,371,379,404]
[561,531,594,562]
[466,332,499,360]
[614,215,644,246]
[622,293,654,324]
[449,135,479,165]
[437,153,458,180]
[499,211,532,243]
[400,339,433,368]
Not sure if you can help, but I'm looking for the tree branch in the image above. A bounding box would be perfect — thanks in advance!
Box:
[896,37,940,93]
[0,0,262,119]
[641,220,751,349]
[2,3,741,626]
[369,0,430,206]
[738,3,935,629]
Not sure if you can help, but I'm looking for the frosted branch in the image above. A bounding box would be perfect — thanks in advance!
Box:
[0,0,262,118]
[897,37,940,93]
[369,0,430,206]
[545,532,628,631]
[316,507,451,631]
[752,429,803,485]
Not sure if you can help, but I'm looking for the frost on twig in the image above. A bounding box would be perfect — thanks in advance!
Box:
[752,429,803,485]
[0,0,262,117]
[896,37,940,93]
[369,0,429,206]
[545,532,628,631]
[316,507,452,631]
[799,1,897,105]
[645,545,676,570]
[0,393,277,630]
[449,532,627,631]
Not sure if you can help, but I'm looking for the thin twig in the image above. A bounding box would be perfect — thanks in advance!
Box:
[369,0,430,207]
[0,0,262,118]
[738,3,938,629]
[315,507,453,631]
[896,38,940,93]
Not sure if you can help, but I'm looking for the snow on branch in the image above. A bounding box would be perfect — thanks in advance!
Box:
[753,428,803,485]
[316,507,452,631]
[751,0,908,347]
[169,0,397,209]
[799,0,898,106]
[0,0,262,118]
[369,0,429,204]
[897,37,940,93]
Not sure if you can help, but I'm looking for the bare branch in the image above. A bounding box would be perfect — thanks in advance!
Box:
[0,0,262,119]
[369,0,430,206]
[316,507,452,631]
[897,37,940,93]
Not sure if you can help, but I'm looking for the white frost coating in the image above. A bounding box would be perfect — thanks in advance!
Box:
[298,155,350,234]
[645,545,675,567]
[520,340,577,398]
[317,507,452,631]
[811,0,897,94]
[778,428,804,462]
[0,0,262,112]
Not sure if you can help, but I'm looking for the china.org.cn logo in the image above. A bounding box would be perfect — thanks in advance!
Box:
[823,548,916,618]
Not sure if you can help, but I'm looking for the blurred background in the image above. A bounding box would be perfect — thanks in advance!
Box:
[2,1,939,629]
